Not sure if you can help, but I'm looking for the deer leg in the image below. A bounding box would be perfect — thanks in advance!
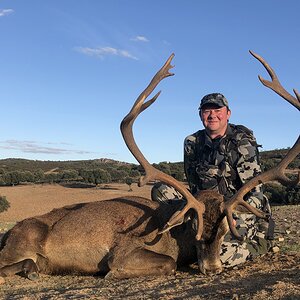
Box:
[0,259,39,280]
[105,248,176,279]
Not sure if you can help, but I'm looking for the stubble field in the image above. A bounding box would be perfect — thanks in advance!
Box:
[0,183,299,299]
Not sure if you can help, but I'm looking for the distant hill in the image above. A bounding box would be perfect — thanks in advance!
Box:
[0,158,133,173]
[0,148,299,174]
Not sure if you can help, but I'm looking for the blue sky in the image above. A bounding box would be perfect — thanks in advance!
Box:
[0,1,299,164]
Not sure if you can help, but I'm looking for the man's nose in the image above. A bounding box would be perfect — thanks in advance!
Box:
[208,110,216,118]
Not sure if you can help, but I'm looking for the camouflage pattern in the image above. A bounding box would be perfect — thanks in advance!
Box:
[151,123,272,268]
[199,93,229,109]
[220,212,270,267]
[184,123,264,206]
[151,182,183,203]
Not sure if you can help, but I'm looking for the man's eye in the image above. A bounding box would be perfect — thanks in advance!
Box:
[202,109,222,114]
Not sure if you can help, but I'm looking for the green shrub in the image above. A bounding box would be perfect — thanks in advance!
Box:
[125,176,134,191]
[264,183,300,205]
[0,196,10,213]
[285,185,300,205]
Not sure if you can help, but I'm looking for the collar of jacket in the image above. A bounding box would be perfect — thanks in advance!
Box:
[203,123,235,149]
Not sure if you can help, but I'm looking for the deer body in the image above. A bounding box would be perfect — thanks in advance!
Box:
[0,196,203,279]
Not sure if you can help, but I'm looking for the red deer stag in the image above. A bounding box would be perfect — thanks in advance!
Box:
[0,52,299,282]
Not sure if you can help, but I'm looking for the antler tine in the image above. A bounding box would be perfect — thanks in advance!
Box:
[249,50,300,111]
[121,54,174,177]
[122,54,175,126]
[121,53,205,241]
[224,51,300,240]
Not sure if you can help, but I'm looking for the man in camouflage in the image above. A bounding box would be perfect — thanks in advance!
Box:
[151,93,273,268]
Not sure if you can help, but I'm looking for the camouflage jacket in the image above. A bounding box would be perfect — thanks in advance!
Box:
[184,123,264,209]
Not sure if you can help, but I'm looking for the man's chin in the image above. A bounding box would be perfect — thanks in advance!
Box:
[207,125,219,131]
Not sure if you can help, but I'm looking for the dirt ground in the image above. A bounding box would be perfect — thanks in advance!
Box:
[0,183,299,300]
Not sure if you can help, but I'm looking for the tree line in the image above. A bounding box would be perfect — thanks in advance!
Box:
[0,159,186,186]
[0,148,299,206]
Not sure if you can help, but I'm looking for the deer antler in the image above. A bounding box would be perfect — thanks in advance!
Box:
[120,54,205,240]
[249,50,300,111]
[224,50,300,240]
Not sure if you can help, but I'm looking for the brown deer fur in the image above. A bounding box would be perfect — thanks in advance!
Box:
[0,191,225,280]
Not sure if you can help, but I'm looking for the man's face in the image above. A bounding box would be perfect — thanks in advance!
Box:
[200,104,231,137]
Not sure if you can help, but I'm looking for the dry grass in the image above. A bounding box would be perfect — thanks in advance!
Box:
[0,183,152,223]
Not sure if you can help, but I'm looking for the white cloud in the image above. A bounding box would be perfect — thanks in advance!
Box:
[0,9,14,17]
[131,35,149,42]
[74,46,138,60]
[0,140,91,155]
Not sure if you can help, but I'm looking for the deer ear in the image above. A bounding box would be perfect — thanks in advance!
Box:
[158,215,185,235]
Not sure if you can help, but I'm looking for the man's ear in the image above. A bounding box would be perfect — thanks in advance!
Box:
[199,110,203,121]
[227,109,231,119]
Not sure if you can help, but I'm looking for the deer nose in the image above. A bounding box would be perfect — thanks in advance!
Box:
[199,261,223,275]
[205,265,223,276]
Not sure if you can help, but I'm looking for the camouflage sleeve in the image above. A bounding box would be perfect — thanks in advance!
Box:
[184,135,199,195]
[236,134,264,209]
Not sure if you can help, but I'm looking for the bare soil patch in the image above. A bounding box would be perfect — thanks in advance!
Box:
[0,183,152,223]
[0,184,299,299]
